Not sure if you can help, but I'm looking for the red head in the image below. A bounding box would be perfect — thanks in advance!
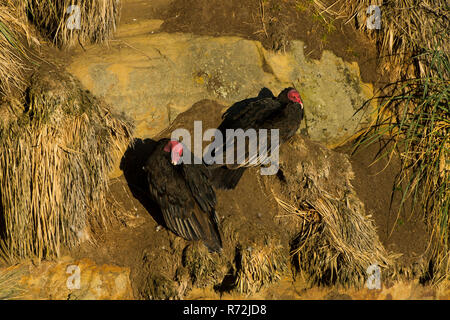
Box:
[164,140,183,165]
[287,89,303,109]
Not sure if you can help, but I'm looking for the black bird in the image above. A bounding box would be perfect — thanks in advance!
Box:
[144,138,222,252]
[207,87,304,189]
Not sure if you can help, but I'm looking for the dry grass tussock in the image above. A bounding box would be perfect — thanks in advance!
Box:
[19,0,121,47]
[276,192,394,287]
[0,1,39,97]
[0,65,133,261]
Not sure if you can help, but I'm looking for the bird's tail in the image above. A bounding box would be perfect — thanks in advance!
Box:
[204,210,223,253]
[209,166,247,190]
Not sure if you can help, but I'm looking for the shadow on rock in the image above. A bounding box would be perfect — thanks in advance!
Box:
[120,138,166,227]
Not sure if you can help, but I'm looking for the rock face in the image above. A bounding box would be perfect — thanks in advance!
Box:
[67,20,375,148]
[0,257,133,300]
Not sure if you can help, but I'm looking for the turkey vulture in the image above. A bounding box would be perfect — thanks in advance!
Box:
[206,87,304,189]
[144,138,222,252]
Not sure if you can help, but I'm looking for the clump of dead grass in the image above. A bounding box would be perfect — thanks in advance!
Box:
[142,274,180,300]
[314,0,448,80]
[0,2,38,97]
[278,194,394,287]
[181,242,228,288]
[21,0,121,47]
[0,64,133,261]
[233,239,287,295]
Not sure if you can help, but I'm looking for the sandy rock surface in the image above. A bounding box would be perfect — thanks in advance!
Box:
[67,20,375,148]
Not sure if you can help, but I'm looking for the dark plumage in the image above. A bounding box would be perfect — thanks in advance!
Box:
[144,138,222,252]
[208,87,304,189]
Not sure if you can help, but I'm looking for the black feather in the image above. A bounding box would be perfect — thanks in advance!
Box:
[208,87,304,190]
[145,138,222,252]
